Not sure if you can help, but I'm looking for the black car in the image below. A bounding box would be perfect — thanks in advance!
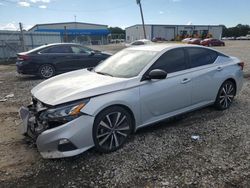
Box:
[16,43,111,78]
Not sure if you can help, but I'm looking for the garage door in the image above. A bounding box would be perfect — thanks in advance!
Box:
[153,26,175,41]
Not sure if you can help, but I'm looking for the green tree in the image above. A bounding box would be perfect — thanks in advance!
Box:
[108,27,125,35]
[222,24,250,37]
[108,27,125,39]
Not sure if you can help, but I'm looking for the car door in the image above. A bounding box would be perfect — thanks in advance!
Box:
[212,39,219,46]
[185,47,220,105]
[39,45,77,72]
[139,48,192,125]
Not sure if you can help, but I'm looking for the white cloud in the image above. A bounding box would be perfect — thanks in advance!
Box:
[23,24,33,30]
[159,11,164,14]
[39,5,47,8]
[30,0,50,3]
[18,1,31,7]
[0,23,18,31]
[187,21,193,25]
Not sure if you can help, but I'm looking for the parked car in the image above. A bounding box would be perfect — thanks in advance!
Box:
[19,44,244,158]
[236,36,250,40]
[181,38,192,43]
[222,37,235,40]
[16,43,111,79]
[152,37,167,42]
[200,38,225,46]
[125,39,152,47]
[187,38,201,45]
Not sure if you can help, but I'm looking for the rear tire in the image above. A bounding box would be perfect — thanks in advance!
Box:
[93,106,133,153]
[214,80,236,110]
[38,64,55,79]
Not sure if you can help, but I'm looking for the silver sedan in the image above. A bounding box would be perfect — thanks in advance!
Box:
[19,44,244,158]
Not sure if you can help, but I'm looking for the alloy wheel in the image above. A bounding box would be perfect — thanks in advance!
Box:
[95,111,131,152]
[215,81,236,110]
[40,65,54,78]
[219,83,235,108]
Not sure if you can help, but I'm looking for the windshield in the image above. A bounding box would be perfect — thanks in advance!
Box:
[93,49,158,78]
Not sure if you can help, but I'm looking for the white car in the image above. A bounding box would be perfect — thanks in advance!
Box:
[125,39,152,47]
[19,44,244,158]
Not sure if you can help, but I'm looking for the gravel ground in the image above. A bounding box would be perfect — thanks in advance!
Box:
[0,41,250,187]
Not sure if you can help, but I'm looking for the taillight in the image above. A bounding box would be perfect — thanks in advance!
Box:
[238,62,244,70]
[17,55,30,61]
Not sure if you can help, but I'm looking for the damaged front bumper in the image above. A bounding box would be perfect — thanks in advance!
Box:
[19,101,95,159]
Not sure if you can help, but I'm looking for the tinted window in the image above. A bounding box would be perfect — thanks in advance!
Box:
[132,41,144,45]
[71,46,90,54]
[41,46,73,53]
[187,48,218,68]
[150,48,187,73]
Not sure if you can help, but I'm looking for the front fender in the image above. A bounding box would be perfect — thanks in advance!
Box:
[81,87,141,128]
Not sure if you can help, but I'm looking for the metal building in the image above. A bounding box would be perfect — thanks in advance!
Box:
[29,22,110,45]
[125,24,223,42]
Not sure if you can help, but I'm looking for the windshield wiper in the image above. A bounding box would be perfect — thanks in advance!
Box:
[95,71,113,77]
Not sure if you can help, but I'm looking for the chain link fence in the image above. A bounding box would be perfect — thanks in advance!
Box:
[0,31,62,61]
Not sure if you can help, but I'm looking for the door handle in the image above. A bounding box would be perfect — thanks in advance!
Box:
[181,78,191,84]
[217,66,223,71]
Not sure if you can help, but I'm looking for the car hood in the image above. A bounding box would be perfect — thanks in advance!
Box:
[31,69,130,106]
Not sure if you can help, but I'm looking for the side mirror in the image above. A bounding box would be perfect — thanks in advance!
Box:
[88,51,95,56]
[147,69,167,80]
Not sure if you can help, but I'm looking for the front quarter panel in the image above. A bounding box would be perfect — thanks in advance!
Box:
[81,86,141,128]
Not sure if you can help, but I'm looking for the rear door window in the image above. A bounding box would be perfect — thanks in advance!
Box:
[150,48,187,73]
[41,46,73,54]
[186,48,218,68]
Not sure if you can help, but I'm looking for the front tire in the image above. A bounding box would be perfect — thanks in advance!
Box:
[38,64,55,79]
[93,106,133,153]
[214,80,236,110]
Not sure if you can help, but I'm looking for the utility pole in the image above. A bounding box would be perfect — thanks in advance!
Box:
[19,22,26,51]
[74,15,78,43]
[64,26,68,42]
[136,0,146,39]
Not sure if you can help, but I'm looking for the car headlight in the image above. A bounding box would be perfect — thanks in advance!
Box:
[40,99,90,121]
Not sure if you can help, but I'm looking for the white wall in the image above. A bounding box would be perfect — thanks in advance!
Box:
[29,23,107,32]
[125,25,152,42]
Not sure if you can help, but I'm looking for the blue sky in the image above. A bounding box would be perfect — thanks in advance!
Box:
[0,0,249,30]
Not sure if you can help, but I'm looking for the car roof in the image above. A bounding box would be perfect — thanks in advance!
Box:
[137,39,151,42]
[126,43,228,56]
[127,43,201,52]
[41,43,81,47]
[22,43,86,54]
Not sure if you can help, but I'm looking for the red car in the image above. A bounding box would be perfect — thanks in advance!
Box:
[201,38,225,46]
[187,38,201,45]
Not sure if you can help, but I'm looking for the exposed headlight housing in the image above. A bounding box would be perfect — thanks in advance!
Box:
[40,99,90,122]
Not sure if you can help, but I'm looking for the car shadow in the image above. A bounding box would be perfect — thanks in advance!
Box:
[135,106,222,135]
[16,75,43,81]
